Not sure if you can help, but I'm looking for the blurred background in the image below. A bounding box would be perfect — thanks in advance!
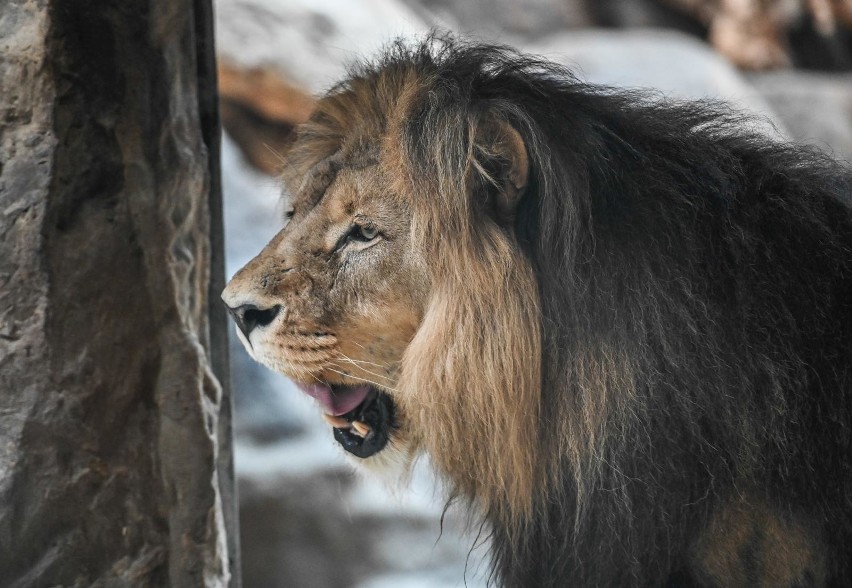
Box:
[214,1,852,586]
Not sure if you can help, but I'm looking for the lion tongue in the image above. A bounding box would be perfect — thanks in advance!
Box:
[296,383,371,416]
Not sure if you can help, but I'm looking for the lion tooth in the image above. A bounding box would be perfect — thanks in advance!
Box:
[322,414,350,429]
[352,420,371,437]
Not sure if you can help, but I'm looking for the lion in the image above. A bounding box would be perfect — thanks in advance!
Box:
[222,37,852,586]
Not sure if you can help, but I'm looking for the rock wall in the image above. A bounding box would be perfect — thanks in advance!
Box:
[0,1,237,586]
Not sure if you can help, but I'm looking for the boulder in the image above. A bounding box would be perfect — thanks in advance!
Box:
[525,30,779,117]
[0,0,236,585]
[215,0,426,94]
[747,71,852,160]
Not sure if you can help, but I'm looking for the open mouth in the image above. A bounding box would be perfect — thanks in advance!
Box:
[295,382,395,458]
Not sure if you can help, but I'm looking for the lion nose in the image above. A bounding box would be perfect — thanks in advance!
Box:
[226,303,281,339]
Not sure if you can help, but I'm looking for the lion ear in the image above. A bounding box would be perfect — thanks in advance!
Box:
[482,119,529,222]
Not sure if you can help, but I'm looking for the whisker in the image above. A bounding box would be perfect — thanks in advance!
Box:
[333,359,393,384]
[337,352,389,371]
[323,366,399,393]
[262,142,287,165]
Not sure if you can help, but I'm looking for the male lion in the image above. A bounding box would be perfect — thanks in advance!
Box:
[222,37,852,586]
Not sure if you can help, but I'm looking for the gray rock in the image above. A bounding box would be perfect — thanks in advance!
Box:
[238,468,487,588]
[238,470,362,588]
[747,71,852,161]
[215,0,427,94]
[398,0,595,40]
[525,30,780,119]
[0,1,236,586]
[399,0,705,39]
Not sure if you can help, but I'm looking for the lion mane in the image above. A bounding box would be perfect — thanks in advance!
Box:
[283,37,852,586]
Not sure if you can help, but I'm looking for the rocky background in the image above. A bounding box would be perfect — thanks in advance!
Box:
[215,1,852,587]
[0,0,236,586]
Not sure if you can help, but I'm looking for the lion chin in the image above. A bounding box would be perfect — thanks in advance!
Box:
[223,34,852,587]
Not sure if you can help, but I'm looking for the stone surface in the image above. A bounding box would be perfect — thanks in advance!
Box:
[748,71,852,160]
[399,0,709,37]
[524,30,779,119]
[238,469,485,588]
[399,0,596,39]
[217,61,316,174]
[215,0,426,94]
[0,0,237,586]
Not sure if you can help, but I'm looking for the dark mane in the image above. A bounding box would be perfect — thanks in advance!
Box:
[335,35,852,586]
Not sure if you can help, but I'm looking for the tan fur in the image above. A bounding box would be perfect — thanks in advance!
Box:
[380,73,543,523]
[692,496,827,587]
[223,64,544,526]
[555,343,639,516]
[399,231,542,524]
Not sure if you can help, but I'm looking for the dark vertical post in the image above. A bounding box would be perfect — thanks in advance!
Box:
[0,0,238,585]
[195,0,242,585]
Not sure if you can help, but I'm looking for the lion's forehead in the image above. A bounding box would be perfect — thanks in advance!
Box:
[287,162,409,240]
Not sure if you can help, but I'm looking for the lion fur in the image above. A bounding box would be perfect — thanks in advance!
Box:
[290,36,852,586]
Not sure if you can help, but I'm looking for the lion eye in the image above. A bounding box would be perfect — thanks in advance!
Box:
[352,224,379,242]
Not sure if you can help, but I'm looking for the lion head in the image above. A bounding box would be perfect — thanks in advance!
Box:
[223,36,852,586]
[222,40,541,520]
